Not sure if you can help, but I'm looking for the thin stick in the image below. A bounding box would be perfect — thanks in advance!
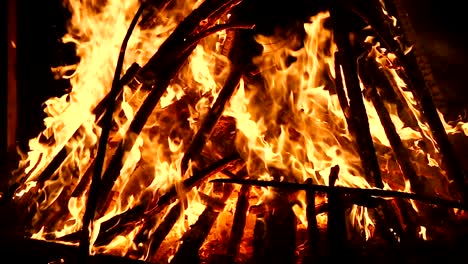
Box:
[210,178,466,209]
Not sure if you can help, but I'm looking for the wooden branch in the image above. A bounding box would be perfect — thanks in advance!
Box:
[225,183,250,263]
[210,178,466,209]
[326,165,346,255]
[360,58,424,194]
[330,7,384,188]
[305,178,320,259]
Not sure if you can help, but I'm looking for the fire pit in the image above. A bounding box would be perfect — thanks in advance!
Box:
[2,0,468,263]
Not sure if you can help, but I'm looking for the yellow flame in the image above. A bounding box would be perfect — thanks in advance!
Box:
[418,225,428,240]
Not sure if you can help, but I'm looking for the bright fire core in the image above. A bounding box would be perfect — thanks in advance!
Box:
[12,0,468,262]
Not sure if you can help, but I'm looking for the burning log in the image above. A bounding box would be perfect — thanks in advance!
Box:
[359,58,440,242]
[326,165,346,257]
[330,6,430,248]
[305,178,320,258]
[224,184,250,263]
[91,16,247,253]
[169,180,234,264]
[80,2,147,256]
[330,7,383,188]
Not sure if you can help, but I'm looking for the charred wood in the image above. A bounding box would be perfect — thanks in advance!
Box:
[211,178,466,210]
[331,7,383,188]
[224,183,250,263]
[143,202,182,260]
[326,165,346,257]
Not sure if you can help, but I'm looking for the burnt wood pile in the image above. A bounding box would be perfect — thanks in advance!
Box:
[1,0,468,263]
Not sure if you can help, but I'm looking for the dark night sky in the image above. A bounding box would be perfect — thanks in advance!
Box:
[10,0,468,148]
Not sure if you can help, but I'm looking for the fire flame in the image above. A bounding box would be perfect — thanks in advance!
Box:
[11,0,468,261]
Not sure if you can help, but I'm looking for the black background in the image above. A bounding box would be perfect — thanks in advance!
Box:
[4,0,468,155]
